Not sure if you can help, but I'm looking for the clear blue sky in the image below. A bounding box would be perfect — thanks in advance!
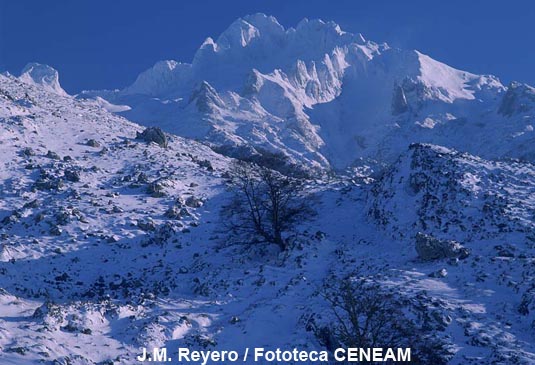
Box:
[1,0,534,93]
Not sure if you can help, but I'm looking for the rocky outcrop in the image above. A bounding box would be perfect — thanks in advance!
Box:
[498,81,535,117]
[415,232,470,261]
[391,84,408,115]
[368,143,535,242]
[136,127,168,148]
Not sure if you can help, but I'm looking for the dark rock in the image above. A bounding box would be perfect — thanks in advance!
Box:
[1,211,20,225]
[415,232,470,261]
[46,150,61,160]
[428,268,448,278]
[391,84,408,115]
[34,170,64,191]
[111,206,124,214]
[142,222,179,246]
[64,169,81,182]
[20,147,35,156]
[137,220,156,232]
[5,346,29,355]
[164,206,182,220]
[23,199,40,209]
[107,235,120,243]
[498,81,535,117]
[196,159,214,171]
[55,210,71,225]
[147,181,166,197]
[86,139,101,148]
[55,272,70,282]
[185,196,203,208]
[137,172,149,184]
[50,226,63,236]
[136,127,168,148]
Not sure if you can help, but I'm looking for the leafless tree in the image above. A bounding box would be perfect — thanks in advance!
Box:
[224,160,312,251]
[318,276,453,365]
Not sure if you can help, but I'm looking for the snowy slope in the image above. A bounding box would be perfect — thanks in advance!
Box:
[2,73,535,364]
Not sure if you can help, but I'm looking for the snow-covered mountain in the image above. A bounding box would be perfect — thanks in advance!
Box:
[4,13,535,365]
[19,63,68,97]
[3,64,535,363]
[80,14,535,170]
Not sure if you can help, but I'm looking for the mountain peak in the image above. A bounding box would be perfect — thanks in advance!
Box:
[19,63,67,96]
[188,80,225,113]
[122,60,191,97]
[215,14,285,50]
[242,13,284,32]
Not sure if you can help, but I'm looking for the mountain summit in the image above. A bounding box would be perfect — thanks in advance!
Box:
[20,63,68,96]
[83,14,534,169]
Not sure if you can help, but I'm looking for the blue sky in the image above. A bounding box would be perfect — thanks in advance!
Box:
[1,0,534,93]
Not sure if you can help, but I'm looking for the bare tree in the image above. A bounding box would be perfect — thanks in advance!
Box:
[317,276,453,365]
[224,160,311,251]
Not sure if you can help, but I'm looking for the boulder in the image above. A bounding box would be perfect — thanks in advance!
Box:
[20,147,35,157]
[147,180,166,197]
[185,196,203,208]
[136,127,168,148]
[46,150,61,160]
[164,206,182,220]
[64,169,80,182]
[415,232,470,261]
[86,139,101,148]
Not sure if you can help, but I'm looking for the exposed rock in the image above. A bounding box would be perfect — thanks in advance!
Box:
[86,139,101,148]
[137,172,149,183]
[46,150,61,160]
[391,84,408,115]
[498,81,535,117]
[147,180,166,197]
[136,127,168,148]
[111,206,124,214]
[192,157,214,171]
[23,199,40,209]
[415,232,470,261]
[185,196,203,208]
[64,169,81,182]
[50,225,63,236]
[164,206,182,220]
[519,287,535,315]
[137,219,156,232]
[34,170,64,191]
[189,81,225,113]
[55,210,71,225]
[1,211,20,225]
[20,147,35,157]
[142,222,179,246]
[428,268,448,278]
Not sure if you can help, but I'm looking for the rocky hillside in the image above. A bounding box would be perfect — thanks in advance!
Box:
[2,70,535,364]
[368,143,535,242]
